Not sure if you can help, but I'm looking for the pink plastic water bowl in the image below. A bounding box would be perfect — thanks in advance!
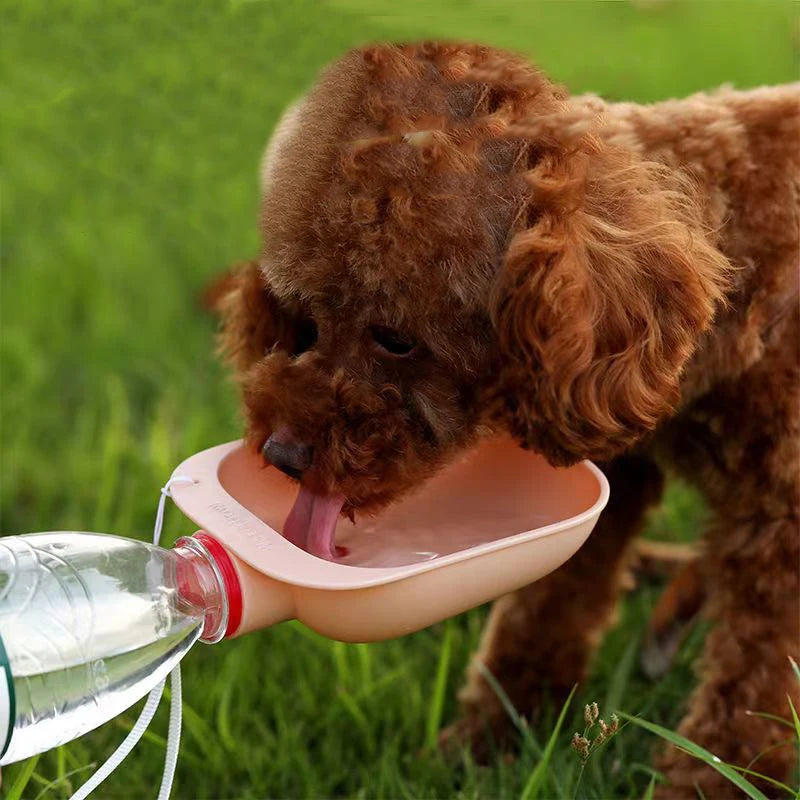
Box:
[169,437,609,643]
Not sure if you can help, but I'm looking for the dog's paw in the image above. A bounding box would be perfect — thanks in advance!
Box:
[640,555,704,680]
[438,713,518,765]
[653,763,733,800]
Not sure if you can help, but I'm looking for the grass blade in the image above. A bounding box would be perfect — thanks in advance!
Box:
[286,620,330,649]
[629,761,664,783]
[786,695,800,745]
[642,775,657,800]
[336,687,374,755]
[520,684,577,800]
[216,679,238,754]
[605,634,639,714]
[331,641,351,685]
[476,661,537,752]
[618,713,768,800]
[727,765,796,796]
[789,656,800,685]
[5,754,41,800]
[744,710,794,730]
[56,746,66,787]
[425,623,453,751]
[173,691,221,767]
[355,643,372,687]
[745,738,798,771]
[32,765,97,800]
[113,716,167,749]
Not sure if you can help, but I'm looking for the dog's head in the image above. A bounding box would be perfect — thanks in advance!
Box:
[214,43,729,554]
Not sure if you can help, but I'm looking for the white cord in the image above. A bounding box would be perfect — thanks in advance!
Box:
[153,477,195,548]
[153,476,192,800]
[158,665,182,800]
[69,680,166,800]
[69,475,194,800]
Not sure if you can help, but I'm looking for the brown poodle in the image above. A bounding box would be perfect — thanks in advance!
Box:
[211,43,799,798]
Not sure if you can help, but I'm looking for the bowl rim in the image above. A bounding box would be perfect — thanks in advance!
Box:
[169,439,610,590]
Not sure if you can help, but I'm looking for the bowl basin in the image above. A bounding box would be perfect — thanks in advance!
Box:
[170,437,609,641]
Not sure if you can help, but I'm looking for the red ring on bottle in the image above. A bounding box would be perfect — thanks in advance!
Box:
[194,531,243,638]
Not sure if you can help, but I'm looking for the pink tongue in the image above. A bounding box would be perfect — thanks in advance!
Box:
[282,485,346,561]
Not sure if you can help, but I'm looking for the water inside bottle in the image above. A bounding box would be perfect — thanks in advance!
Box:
[5,627,200,764]
[0,533,203,765]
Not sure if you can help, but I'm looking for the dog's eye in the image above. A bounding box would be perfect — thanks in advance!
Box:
[291,316,318,356]
[370,325,417,357]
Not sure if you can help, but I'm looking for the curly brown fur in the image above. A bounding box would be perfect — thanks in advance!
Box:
[213,42,800,797]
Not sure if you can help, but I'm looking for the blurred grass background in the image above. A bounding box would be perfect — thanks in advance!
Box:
[1,1,796,797]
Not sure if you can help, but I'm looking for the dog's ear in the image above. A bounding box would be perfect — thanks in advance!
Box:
[488,141,730,466]
[205,260,287,373]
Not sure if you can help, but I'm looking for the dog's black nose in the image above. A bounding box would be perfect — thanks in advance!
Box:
[262,434,313,480]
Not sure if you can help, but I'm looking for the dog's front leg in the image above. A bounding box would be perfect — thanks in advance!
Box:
[655,511,799,799]
[441,454,664,761]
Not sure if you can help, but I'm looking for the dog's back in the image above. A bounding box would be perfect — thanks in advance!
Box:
[579,84,800,402]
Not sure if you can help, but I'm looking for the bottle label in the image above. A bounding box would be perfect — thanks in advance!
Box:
[0,631,14,759]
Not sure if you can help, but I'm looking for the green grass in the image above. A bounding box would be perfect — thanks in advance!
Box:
[1,0,797,797]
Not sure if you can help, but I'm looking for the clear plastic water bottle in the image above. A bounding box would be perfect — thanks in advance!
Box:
[0,532,230,765]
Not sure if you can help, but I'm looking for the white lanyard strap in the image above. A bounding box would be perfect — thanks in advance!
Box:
[69,475,193,800]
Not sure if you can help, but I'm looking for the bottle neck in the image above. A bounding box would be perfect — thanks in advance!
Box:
[173,533,243,643]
